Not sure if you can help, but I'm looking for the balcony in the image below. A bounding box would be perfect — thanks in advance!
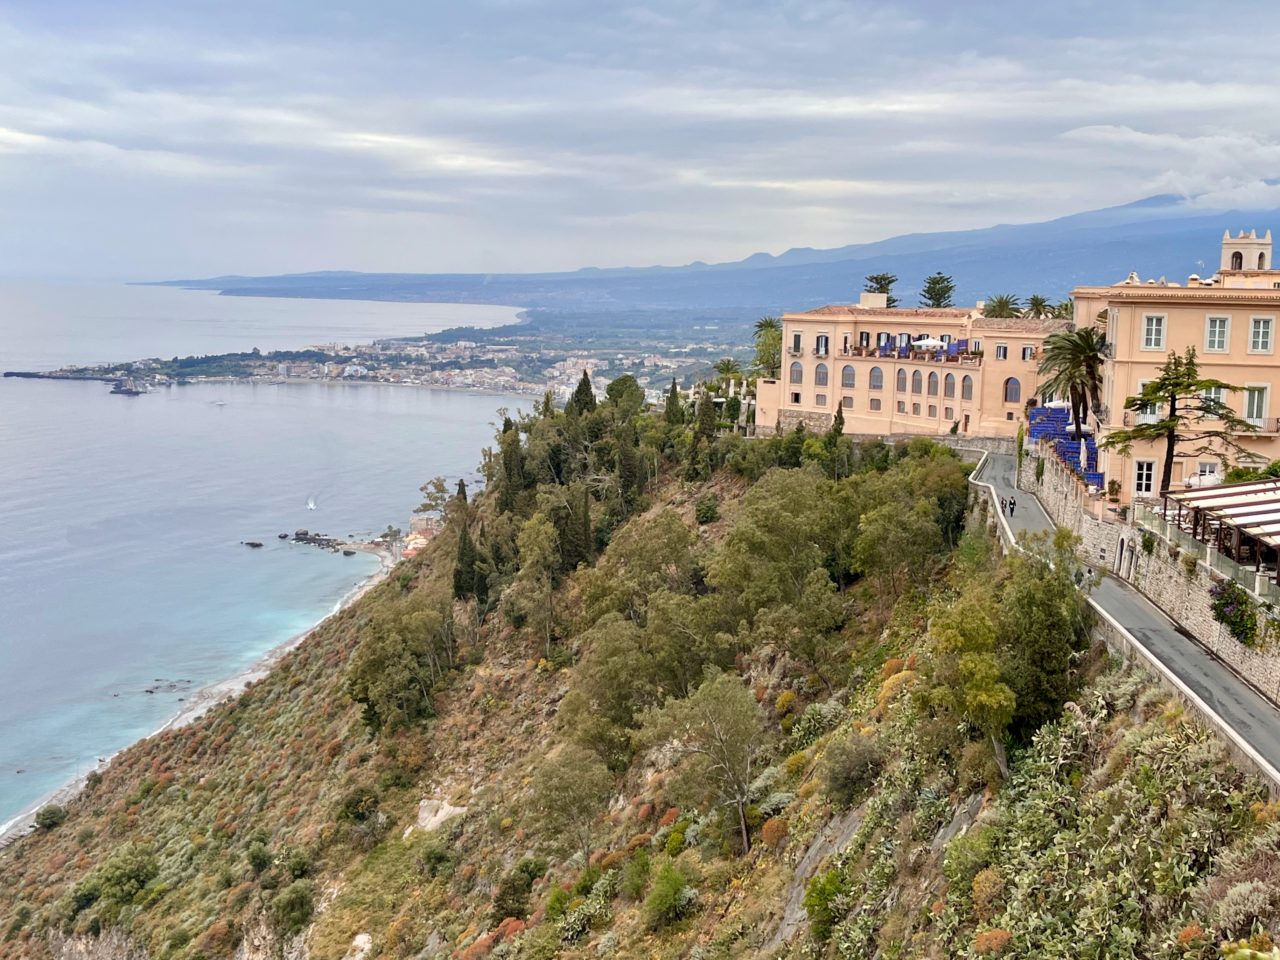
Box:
[812,348,829,358]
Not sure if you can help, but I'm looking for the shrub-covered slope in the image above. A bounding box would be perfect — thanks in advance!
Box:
[3,383,1279,960]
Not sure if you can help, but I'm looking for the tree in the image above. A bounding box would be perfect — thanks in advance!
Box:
[1037,327,1107,438]
[639,671,768,854]
[513,512,560,656]
[749,568,845,689]
[455,478,468,504]
[753,316,782,378]
[1023,294,1052,319]
[569,370,597,415]
[695,388,718,441]
[605,373,644,415]
[713,357,744,380]
[664,378,685,425]
[526,743,614,862]
[1100,347,1255,495]
[853,498,943,600]
[34,805,67,830]
[828,404,845,441]
[578,508,696,627]
[453,524,477,600]
[983,294,1021,318]
[864,273,899,308]
[920,272,956,308]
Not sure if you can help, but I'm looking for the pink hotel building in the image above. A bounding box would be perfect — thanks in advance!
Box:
[756,230,1280,504]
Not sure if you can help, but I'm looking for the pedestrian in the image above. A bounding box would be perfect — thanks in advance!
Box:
[1009,496,1017,517]
[1000,496,1007,514]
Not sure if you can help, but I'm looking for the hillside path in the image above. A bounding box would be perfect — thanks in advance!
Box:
[975,453,1280,782]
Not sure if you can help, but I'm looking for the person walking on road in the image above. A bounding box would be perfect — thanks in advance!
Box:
[1009,496,1017,518]
[1000,496,1008,515]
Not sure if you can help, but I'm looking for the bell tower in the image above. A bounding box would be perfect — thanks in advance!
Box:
[1221,229,1273,271]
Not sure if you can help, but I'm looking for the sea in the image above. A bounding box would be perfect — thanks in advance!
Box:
[0,281,525,829]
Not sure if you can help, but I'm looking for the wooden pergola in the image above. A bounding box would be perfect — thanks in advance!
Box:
[1164,479,1280,579]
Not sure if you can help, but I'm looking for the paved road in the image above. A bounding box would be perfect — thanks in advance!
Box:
[975,453,1280,784]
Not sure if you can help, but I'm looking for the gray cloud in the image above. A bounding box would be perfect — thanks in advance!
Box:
[0,1,1278,278]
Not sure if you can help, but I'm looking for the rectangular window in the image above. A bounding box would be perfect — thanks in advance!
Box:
[815,335,830,357]
[1206,316,1229,352]
[995,344,1008,360]
[1250,317,1273,353]
[815,393,827,407]
[896,400,906,413]
[1143,314,1165,350]
[970,339,982,353]
[911,402,921,415]
[944,406,954,420]
[928,404,937,417]
[1203,385,1225,417]
[869,397,882,412]
[1198,462,1219,477]
[841,395,853,409]
[1135,460,1155,496]
[1136,381,1158,424]
[791,332,802,354]
[1021,345,1035,361]
[1246,386,1267,425]
[790,392,801,404]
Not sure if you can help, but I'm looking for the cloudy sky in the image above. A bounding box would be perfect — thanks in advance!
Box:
[2,1,1279,279]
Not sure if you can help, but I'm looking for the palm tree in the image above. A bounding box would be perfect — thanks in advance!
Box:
[714,357,744,379]
[983,294,1022,319]
[1024,294,1052,319]
[1053,300,1074,321]
[754,316,781,336]
[1037,327,1107,438]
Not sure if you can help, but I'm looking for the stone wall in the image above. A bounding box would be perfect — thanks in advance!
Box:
[777,409,837,433]
[1018,442,1280,706]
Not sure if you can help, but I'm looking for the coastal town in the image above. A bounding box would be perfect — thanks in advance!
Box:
[3,324,727,405]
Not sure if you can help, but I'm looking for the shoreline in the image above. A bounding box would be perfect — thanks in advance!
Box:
[0,548,396,850]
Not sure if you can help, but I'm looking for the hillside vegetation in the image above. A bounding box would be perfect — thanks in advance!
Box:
[3,377,1279,960]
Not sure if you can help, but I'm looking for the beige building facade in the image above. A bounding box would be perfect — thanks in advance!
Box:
[755,292,1066,439]
[1074,230,1280,503]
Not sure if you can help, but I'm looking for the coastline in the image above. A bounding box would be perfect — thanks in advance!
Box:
[0,547,396,850]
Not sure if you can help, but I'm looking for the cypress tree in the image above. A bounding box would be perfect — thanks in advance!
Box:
[455,478,468,504]
[570,371,597,414]
[617,422,641,507]
[695,389,717,441]
[665,378,684,425]
[829,405,845,440]
[453,525,477,600]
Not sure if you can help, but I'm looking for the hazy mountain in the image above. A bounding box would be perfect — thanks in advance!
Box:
[152,194,1280,315]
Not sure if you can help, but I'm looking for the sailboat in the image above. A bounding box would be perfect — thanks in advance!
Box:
[306,495,317,511]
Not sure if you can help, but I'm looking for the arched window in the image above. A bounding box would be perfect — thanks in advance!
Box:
[1003,377,1021,403]
[896,369,907,392]
[961,375,973,401]
[1262,252,1269,270]
[814,363,828,386]
[944,373,956,398]
[870,366,883,390]
[841,364,855,388]
[911,370,923,394]
[927,372,939,396]
[790,361,803,384]
[1232,251,1244,270]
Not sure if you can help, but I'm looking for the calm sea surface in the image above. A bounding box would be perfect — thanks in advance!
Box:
[0,283,523,826]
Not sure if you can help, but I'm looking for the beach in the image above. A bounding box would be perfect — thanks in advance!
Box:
[0,546,396,849]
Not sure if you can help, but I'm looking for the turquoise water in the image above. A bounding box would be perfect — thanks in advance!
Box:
[0,285,523,825]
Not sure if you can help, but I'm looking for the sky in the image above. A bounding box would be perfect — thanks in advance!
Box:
[2,1,1280,279]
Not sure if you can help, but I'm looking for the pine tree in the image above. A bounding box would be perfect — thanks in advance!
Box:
[920,272,956,308]
[453,524,477,600]
[570,371,597,414]
[864,273,899,308]
[665,379,684,425]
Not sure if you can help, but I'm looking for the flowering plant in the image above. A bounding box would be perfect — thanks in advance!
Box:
[1209,579,1259,647]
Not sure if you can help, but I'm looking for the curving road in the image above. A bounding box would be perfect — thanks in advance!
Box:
[975,453,1280,787]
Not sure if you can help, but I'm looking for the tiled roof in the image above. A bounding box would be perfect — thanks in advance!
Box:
[789,305,975,319]
[970,315,1070,333]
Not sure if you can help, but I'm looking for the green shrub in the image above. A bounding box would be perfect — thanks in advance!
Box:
[664,827,687,857]
[571,863,601,897]
[621,849,651,901]
[803,867,846,941]
[34,805,67,830]
[415,840,454,878]
[1210,579,1259,647]
[545,885,571,920]
[695,494,719,525]
[336,786,380,823]
[943,823,1001,898]
[820,733,885,806]
[272,879,314,934]
[490,857,546,924]
[1035,458,1045,484]
[284,849,312,880]
[247,841,272,875]
[643,861,697,930]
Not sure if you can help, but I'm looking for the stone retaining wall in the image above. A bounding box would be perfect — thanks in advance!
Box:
[1018,443,1280,706]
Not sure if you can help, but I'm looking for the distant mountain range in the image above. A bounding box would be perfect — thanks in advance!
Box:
[153,193,1280,317]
